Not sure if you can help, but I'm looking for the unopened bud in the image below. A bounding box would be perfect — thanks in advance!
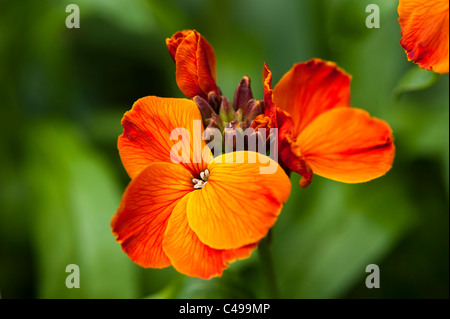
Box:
[235,108,244,122]
[208,91,221,113]
[233,75,253,111]
[224,123,245,152]
[208,113,224,131]
[219,96,234,123]
[193,96,214,125]
[243,99,263,122]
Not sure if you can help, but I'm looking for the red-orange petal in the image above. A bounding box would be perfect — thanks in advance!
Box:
[166,30,191,62]
[273,59,352,137]
[276,107,313,188]
[111,162,193,268]
[118,96,210,179]
[163,193,257,279]
[398,0,449,74]
[263,63,277,125]
[293,107,395,183]
[276,108,294,144]
[186,151,291,250]
[167,30,219,98]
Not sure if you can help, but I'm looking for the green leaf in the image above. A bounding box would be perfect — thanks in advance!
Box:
[394,67,440,96]
[74,0,156,34]
[442,106,449,198]
[24,121,138,298]
[271,175,417,298]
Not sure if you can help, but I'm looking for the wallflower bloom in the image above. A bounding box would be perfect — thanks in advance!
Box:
[270,59,396,188]
[112,96,291,279]
[398,0,449,74]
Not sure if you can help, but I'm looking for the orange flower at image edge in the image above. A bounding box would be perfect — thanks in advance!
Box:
[111,29,395,279]
[398,0,449,74]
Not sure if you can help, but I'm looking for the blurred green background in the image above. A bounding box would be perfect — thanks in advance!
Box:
[0,0,448,299]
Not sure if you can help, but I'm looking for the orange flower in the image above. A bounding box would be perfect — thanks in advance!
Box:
[398,0,449,74]
[166,30,220,99]
[112,96,291,279]
[270,59,395,188]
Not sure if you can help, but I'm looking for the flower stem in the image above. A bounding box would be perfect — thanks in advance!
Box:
[258,231,279,299]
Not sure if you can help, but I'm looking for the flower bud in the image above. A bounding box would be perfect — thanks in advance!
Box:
[224,121,245,152]
[208,91,221,113]
[243,99,264,122]
[219,96,234,123]
[208,113,224,131]
[166,30,219,99]
[193,95,214,125]
[233,75,253,111]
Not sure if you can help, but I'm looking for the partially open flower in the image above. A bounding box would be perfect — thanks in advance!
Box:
[166,30,220,98]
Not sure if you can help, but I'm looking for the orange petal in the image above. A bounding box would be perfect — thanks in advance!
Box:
[186,151,291,250]
[111,162,193,268]
[263,63,277,125]
[294,107,395,183]
[118,96,210,179]
[276,108,294,146]
[163,194,257,279]
[280,140,314,189]
[276,108,313,187]
[166,30,191,62]
[167,30,219,98]
[398,0,449,74]
[273,59,351,137]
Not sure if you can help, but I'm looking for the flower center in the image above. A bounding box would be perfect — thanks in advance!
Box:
[192,169,209,189]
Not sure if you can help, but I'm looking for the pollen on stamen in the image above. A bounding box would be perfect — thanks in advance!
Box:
[193,169,209,189]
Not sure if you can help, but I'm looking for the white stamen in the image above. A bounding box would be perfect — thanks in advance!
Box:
[192,169,209,189]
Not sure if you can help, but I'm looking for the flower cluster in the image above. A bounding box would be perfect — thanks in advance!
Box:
[111,29,395,279]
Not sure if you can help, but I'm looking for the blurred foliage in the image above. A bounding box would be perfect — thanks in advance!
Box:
[393,67,440,96]
[0,0,448,299]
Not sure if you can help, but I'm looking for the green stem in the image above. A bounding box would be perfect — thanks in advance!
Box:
[258,231,279,299]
